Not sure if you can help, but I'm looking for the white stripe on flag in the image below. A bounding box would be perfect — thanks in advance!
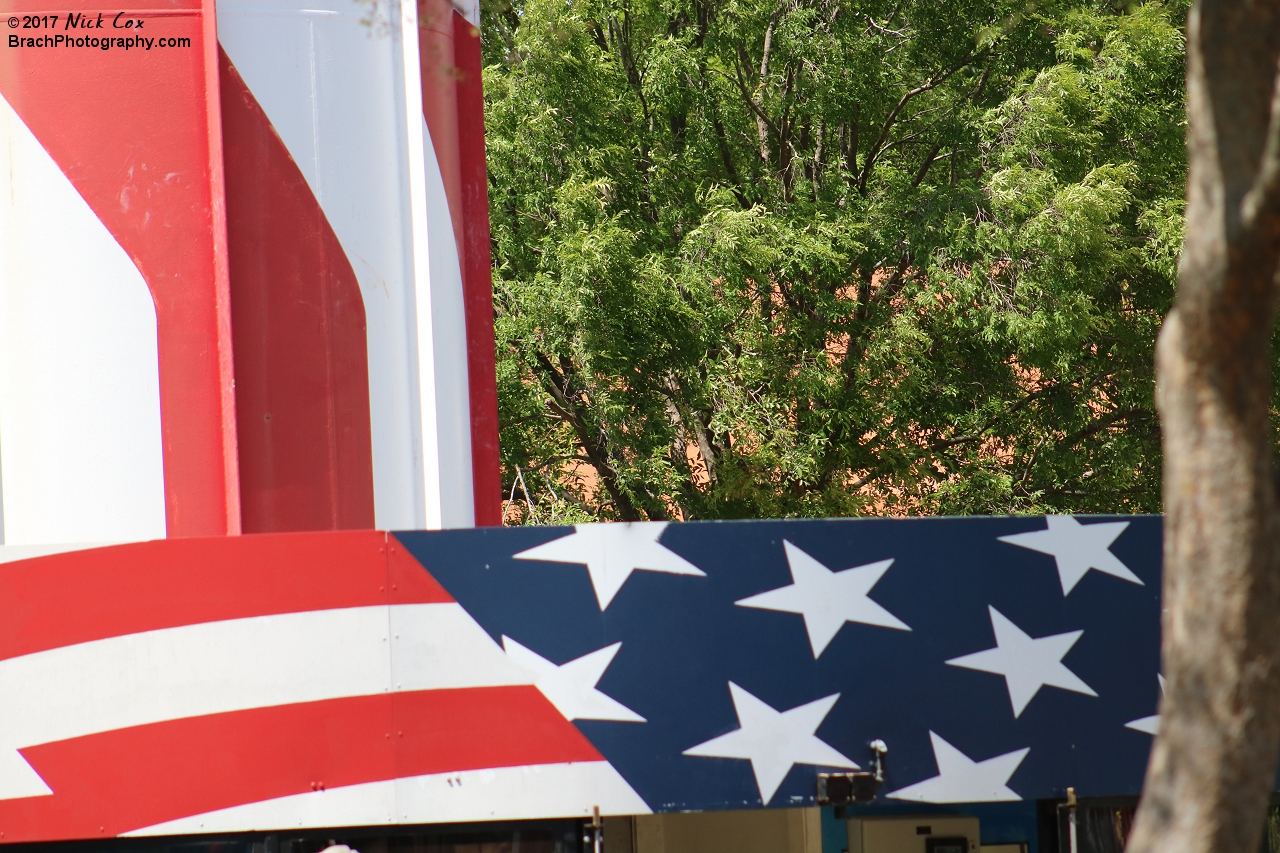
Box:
[123,760,652,835]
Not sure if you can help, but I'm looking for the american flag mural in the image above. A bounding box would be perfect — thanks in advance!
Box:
[0,532,645,842]
[0,516,1162,843]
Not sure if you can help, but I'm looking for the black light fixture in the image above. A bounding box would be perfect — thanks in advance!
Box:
[817,739,888,811]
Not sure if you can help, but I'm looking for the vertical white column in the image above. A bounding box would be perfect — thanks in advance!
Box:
[399,0,475,530]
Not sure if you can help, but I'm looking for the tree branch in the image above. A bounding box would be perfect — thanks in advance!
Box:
[858,52,977,193]
[531,352,645,521]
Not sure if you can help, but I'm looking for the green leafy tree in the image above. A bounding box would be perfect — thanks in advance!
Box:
[482,0,1187,522]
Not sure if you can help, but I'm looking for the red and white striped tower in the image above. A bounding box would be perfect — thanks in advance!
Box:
[0,0,502,549]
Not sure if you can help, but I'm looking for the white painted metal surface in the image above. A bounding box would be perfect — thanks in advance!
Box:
[216,0,475,530]
[127,761,652,835]
[0,94,167,547]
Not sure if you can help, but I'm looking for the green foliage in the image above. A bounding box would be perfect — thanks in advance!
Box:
[483,0,1187,521]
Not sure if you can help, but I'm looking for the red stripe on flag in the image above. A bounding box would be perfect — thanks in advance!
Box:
[0,532,454,662]
[0,687,597,841]
[391,686,601,776]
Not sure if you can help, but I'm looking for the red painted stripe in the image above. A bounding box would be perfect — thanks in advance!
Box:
[391,685,601,779]
[0,687,600,842]
[0,0,240,537]
[205,0,243,537]
[453,11,503,527]
[419,0,464,257]
[219,48,377,534]
[0,532,453,662]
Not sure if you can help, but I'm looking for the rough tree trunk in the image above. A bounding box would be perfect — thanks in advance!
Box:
[1127,2,1280,853]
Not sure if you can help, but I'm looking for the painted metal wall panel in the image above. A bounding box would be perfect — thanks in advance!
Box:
[413,1,502,527]
[219,48,377,532]
[1,0,503,543]
[0,0,240,542]
[0,96,166,546]
[0,516,1162,843]
[215,0,427,531]
[414,0,476,530]
[402,517,1164,812]
[453,12,504,528]
[216,0,496,532]
[0,531,645,841]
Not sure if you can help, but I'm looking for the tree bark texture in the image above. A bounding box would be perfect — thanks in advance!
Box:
[1128,3,1280,853]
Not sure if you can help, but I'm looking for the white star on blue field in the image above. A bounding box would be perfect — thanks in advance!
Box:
[396,515,1162,810]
